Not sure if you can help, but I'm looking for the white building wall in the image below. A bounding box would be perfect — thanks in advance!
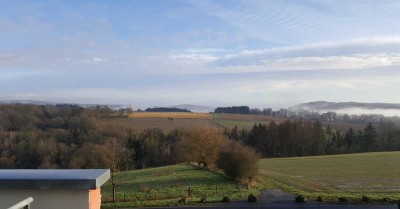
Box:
[0,189,89,209]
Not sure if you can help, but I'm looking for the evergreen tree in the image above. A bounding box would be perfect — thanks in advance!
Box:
[363,123,377,151]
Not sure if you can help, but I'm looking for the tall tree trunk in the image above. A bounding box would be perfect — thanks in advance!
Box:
[112,186,116,203]
[111,172,116,203]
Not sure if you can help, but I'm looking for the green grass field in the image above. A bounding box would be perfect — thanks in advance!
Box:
[101,164,259,208]
[259,151,400,202]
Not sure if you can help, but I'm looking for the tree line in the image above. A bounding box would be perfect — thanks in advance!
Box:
[214,106,400,125]
[225,121,400,157]
[214,106,250,114]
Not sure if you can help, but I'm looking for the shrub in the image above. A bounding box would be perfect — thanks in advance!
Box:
[382,197,390,203]
[217,141,258,184]
[176,127,228,168]
[316,196,322,202]
[362,195,370,202]
[178,198,187,204]
[339,197,349,203]
[200,196,208,203]
[295,195,307,203]
[248,194,258,202]
[222,196,231,202]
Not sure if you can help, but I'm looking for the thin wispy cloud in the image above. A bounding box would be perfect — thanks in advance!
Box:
[173,37,400,73]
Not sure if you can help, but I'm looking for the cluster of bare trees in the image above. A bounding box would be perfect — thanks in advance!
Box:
[0,104,259,185]
[249,107,400,125]
[175,127,258,183]
[0,104,134,169]
[128,126,259,183]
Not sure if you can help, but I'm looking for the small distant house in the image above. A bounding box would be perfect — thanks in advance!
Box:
[0,169,110,209]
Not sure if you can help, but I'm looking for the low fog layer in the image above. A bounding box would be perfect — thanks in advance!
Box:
[321,108,400,117]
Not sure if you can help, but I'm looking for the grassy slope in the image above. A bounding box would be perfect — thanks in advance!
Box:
[102,152,400,208]
[259,151,400,202]
[101,164,259,208]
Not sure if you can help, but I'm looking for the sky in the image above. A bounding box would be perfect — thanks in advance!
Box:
[1,0,400,108]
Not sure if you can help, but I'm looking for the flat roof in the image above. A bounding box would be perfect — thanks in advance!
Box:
[0,169,110,190]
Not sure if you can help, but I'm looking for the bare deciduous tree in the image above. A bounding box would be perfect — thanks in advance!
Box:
[99,138,134,203]
[176,126,227,168]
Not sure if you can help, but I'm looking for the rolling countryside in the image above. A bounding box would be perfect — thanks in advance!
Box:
[3,1,400,209]
[99,112,366,132]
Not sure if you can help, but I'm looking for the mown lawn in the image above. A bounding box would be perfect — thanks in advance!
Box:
[259,151,400,202]
[101,164,259,208]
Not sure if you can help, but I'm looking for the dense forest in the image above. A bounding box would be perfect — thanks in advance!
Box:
[225,121,400,157]
[214,106,250,114]
[1,104,400,171]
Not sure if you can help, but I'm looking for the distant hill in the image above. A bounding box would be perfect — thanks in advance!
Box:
[169,104,215,113]
[0,100,133,110]
[0,100,56,105]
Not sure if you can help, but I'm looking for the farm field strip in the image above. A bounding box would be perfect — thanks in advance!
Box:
[130,112,212,119]
[101,112,367,132]
[213,113,287,122]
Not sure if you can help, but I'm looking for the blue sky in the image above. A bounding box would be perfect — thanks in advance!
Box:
[1,0,400,108]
